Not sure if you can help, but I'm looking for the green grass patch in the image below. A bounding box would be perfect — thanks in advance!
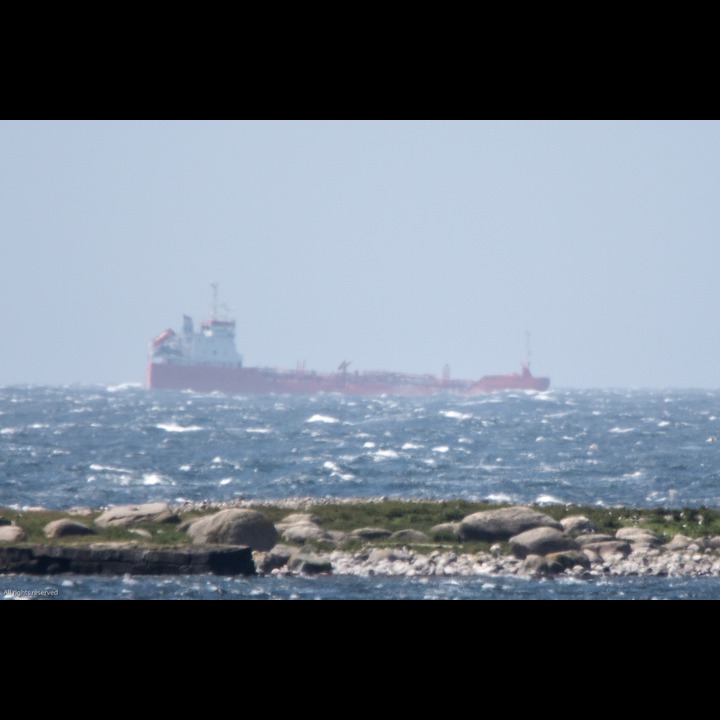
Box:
[3,500,720,551]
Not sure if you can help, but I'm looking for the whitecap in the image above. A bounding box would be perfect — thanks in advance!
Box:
[246,427,272,434]
[401,442,422,450]
[306,414,339,424]
[363,441,376,448]
[219,478,233,485]
[439,410,472,420]
[107,383,142,392]
[142,473,168,485]
[486,493,513,503]
[657,421,671,427]
[609,427,635,433]
[535,494,563,505]
[374,449,399,459]
[89,463,133,474]
[432,446,450,453]
[157,423,203,433]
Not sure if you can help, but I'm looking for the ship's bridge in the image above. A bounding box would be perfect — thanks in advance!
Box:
[189,318,241,366]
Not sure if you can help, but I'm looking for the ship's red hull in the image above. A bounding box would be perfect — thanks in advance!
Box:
[147,362,550,396]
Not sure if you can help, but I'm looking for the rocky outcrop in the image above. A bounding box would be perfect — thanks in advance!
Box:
[94,503,179,528]
[44,519,97,539]
[458,506,562,542]
[185,509,278,551]
[0,545,255,575]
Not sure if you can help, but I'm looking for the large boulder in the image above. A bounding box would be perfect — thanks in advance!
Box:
[575,533,616,546]
[389,529,429,543]
[509,527,580,559]
[186,509,277,551]
[430,522,460,541]
[44,519,97,539]
[350,527,393,540]
[581,540,632,561]
[0,525,26,542]
[615,527,663,547]
[560,515,598,536]
[94,503,178,528]
[458,506,562,542]
[280,522,332,544]
[287,549,333,575]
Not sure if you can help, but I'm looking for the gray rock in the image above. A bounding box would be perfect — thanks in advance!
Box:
[509,527,580,559]
[459,506,562,542]
[129,528,153,539]
[665,534,695,551]
[350,527,392,540]
[186,509,278,551]
[615,527,663,546]
[287,549,333,574]
[255,544,294,573]
[388,529,429,543]
[560,515,598,536]
[367,547,414,563]
[546,550,591,570]
[67,507,94,517]
[44,519,98,539]
[703,536,720,550]
[0,525,26,542]
[430,522,460,541]
[94,502,178,528]
[575,533,616,546]
[523,554,565,574]
[582,540,632,560]
[324,530,349,543]
[0,545,255,575]
[276,513,322,529]
[280,522,331,544]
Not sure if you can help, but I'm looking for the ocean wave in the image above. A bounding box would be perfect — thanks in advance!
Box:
[156,423,204,433]
[306,414,339,424]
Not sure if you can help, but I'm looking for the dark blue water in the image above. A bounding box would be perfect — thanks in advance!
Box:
[3,384,720,599]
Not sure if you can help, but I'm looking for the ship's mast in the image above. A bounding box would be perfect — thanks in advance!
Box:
[525,331,531,369]
[211,282,219,320]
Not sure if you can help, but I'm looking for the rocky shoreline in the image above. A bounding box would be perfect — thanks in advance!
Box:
[3,498,720,579]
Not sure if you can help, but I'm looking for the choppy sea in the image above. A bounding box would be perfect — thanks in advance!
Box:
[4,384,720,600]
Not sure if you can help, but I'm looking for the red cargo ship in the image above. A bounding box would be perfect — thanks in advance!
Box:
[147,290,550,397]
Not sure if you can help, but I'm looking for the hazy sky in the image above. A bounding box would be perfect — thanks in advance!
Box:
[2,119,719,390]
